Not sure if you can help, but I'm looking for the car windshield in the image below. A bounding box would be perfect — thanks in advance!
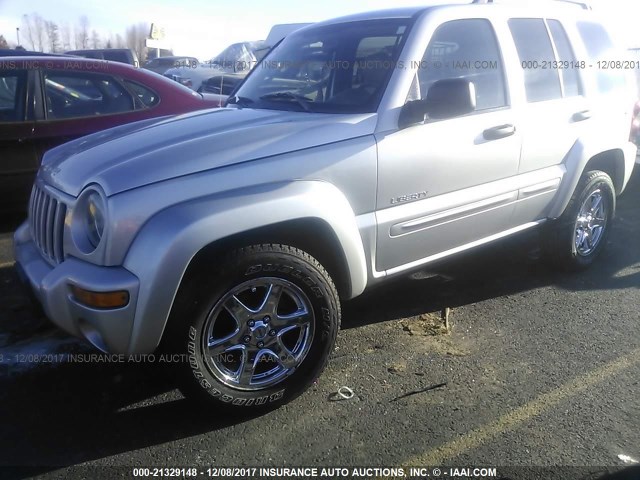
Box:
[207,42,267,71]
[232,19,412,114]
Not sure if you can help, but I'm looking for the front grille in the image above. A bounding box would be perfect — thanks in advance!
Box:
[29,184,67,265]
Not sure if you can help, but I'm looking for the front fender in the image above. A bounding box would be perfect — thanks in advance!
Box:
[122,180,367,354]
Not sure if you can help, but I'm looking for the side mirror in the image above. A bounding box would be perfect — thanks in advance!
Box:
[426,78,476,120]
[398,78,476,129]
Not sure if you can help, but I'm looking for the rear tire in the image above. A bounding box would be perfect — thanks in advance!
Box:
[167,244,340,410]
[544,170,615,271]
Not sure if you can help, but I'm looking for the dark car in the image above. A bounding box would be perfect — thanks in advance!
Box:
[65,48,139,66]
[0,56,225,211]
[143,56,199,75]
[163,41,270,91]
[199,71,246,95]
[0,49,74,57]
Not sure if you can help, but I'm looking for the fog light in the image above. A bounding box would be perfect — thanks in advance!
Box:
[70,285,129,309]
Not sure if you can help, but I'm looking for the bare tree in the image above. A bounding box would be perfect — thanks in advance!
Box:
[44,21,60,52]
[75,15,89,49]
[90,29,101,49]
[125,22,149,63]
[60,22,71,51]
[0,35,8,49]
[114,33,125,48]
[21,15,35,49]
[22,13,46,51]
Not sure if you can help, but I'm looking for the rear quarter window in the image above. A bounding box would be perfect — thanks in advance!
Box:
[577,21,626,94]
[125,80,160,107]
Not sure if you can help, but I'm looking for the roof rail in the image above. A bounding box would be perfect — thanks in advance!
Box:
[554,0,591,9]
[471,0,591,8]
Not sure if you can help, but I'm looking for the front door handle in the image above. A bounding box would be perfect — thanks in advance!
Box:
[483,124,516,140]
[572,110,592,122]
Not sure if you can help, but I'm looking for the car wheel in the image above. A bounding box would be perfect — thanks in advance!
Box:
[544,170,615,271]
[169,244,340,409]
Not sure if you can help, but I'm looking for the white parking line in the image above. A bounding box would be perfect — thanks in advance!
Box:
[0,261,15,268]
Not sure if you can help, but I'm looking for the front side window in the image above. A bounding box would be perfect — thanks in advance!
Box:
[0,69,27,122]
[415,19,507,111]
[232,19,413,114]
[509,18,562,102]
[43,71,135,119]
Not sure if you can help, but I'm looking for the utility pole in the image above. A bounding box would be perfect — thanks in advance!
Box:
[16,27,20,46]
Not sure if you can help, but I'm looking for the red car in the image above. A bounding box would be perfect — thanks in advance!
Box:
[0,56,224,211]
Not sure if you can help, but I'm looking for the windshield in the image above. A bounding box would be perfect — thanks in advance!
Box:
[208,41,268,71]
[232,19,412,114]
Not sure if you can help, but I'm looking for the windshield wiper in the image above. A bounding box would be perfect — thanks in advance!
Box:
[227,95,255,108]
[259,92,312,112]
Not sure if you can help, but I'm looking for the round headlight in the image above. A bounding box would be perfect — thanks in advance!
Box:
[85,191,105,248]
[71,187,108,254]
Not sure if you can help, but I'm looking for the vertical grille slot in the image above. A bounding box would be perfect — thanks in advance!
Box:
[28,185,66,265]
[52,201,66,263]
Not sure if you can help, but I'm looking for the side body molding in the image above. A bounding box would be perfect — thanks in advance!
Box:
[122,180,368,354]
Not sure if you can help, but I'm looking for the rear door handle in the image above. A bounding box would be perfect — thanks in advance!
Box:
[483,124,516,140]
[572,110,592,122]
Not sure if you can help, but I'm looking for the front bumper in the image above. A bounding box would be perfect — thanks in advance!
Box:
[13,221,140,354]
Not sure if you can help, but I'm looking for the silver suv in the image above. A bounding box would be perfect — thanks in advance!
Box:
[14,1,638,410]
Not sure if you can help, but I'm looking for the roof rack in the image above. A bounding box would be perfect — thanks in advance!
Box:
[555,0,591,9]
[471,0,591,8]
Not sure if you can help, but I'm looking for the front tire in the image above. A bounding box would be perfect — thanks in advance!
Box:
[544,170,615,271]
[169,244,340,410]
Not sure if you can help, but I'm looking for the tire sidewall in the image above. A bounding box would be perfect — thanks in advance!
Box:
[179,247,339,408]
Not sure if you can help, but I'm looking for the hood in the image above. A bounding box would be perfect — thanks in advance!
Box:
[40,107,377,197]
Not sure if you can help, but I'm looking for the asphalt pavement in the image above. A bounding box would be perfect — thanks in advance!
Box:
[0,171,639,480]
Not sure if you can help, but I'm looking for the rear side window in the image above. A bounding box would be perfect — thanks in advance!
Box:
[103,51,134,65]
[43,71,135,119]
[577,21,625,94]
[417,19,507,111]
[0,70,27,122]
[548,20,581,97]
[509,18,562,102]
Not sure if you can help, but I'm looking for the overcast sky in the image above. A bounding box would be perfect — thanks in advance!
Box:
[0,0,638,59]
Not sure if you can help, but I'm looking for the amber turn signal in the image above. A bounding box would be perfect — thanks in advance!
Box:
[70,285,129,309]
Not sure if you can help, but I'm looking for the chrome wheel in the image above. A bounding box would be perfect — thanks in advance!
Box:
[202,277,315,391]
[574,189,607,257]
